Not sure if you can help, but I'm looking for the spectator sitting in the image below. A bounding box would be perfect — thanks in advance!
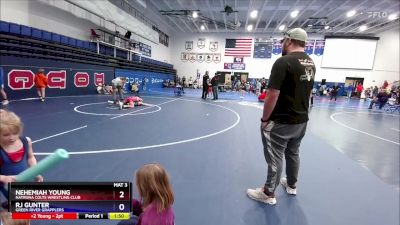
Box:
[96,83,105,94]
[245,82,250,93]
[192,80,198,89]
[188,77,193,88]
[364,88,372,100]
[368,89,390,109]
[104,85,113,94]
[163,80,169,88]
[131,82,139,96]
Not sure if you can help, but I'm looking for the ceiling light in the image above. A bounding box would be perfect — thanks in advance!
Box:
[192,11,198,18]
[307,24,313,27]
[347,10,356,17]
[324,25,330,30]
[359,25,367,31]
[290,10,299,18]
[247,24,253,31]
[250,10,258,19]
[200,25,205,30]
[279,24,286,31]
[388,13,398,21]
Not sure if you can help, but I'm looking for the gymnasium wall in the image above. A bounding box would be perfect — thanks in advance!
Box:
[313,29,399,88]
[170,29,399,88]
[1,56,115,99]
[170,32,296,80]
[1,56,175,99]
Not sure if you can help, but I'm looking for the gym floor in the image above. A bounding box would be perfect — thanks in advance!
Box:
[1,89,399,225]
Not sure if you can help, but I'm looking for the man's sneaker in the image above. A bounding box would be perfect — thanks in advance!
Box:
[118,101,123,110]
[246,188,277,205]
[1,100,9,105]
[280,178,297,195]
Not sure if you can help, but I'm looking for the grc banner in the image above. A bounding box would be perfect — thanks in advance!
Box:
[1,56,114,99]
[115,69,175,92]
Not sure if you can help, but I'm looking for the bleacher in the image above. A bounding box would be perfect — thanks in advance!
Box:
[0,20,175,75]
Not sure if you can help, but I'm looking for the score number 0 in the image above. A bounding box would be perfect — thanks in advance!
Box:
[118,190,126,211]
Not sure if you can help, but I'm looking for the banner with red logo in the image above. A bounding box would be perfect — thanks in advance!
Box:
[1,56,114,99]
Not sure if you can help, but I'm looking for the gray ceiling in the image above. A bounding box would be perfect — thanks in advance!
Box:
[136,0,399,35]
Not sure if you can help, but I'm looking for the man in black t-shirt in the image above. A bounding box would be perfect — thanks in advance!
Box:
[330,83,340,101]
[211,74,219,100]
[202,71,210,99]
[247,28,315,205]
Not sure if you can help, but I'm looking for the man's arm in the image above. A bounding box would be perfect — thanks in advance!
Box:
[261,88,280,121]
[261,58,286,122]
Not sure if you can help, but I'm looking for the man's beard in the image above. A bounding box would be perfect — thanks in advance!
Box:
[282,43,287,56]
[282,48,287,56]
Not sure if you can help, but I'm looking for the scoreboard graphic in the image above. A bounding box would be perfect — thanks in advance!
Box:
[253,38,273,58]
[8,182,131,220]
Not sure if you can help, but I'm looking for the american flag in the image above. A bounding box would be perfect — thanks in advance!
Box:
[224,38,253,56]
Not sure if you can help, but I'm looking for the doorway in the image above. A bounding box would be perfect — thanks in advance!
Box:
[345,77,364,97]
[345,77,364,87]
[232,72,249,83]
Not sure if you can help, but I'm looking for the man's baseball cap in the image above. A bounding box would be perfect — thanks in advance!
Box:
[283,28,308,42]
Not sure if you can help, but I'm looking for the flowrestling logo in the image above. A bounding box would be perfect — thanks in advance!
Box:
[125,77,164,85]
[7,70,105,90]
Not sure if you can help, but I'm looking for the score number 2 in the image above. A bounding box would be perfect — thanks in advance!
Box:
[118,191,126,210]
[118,191,126,211]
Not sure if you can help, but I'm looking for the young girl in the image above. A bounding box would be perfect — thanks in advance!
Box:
[258,89,267,102]
[0,110,43,225]
[34,69,48,102]
[207,79,213,99]
[133,163,174,225]
[240,81,246,99]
